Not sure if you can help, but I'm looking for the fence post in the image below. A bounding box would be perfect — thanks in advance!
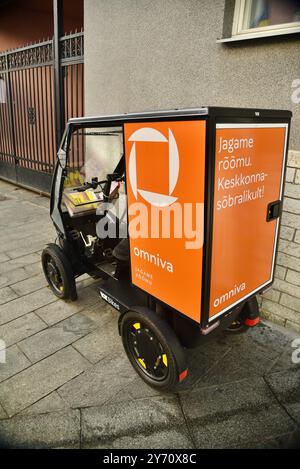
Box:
[5,53,17,169]
[53,0,65,152]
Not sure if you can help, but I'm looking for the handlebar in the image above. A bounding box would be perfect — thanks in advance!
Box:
[74,174,125,192]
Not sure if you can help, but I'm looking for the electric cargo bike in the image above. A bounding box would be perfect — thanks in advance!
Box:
[42,107,291,390]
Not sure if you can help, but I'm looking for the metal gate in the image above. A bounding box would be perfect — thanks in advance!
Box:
[0,31,84,193]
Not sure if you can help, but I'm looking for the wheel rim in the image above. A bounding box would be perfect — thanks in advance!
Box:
[45,255,64,294]
[126,320,169,381]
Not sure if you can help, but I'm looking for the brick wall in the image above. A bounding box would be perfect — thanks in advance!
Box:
[260,150,300,333]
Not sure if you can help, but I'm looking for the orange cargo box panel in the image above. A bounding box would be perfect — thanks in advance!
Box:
[124,108,291,327]
[124,121,206,323]
[209,123,288,322]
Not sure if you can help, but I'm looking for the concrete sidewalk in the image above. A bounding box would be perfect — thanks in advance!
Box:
[0,179,299,449]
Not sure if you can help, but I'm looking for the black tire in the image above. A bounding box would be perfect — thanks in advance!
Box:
[41,243,77,301]
[120,308,187,391]
[224,318,248,334]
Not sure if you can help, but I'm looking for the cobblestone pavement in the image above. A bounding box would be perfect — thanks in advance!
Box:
[0,179,299,448]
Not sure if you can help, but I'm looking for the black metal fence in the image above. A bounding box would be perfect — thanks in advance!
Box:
[0,30,84,193]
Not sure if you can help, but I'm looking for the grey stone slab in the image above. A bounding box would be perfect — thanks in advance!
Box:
[0,232,47,254]
[58,353,136,409]
[0,286,18,305]
[35,299,83,326]
[0,267,30,289]
[0,287,56,326]
[192,330,280,389]
[0,253,41,275]
[0,410,80,448]
[0,403,7,420]
[7,243,48,261]
[10,274,47,296]
[6,236,50,260]
[114,374,168,403]
[0,313,46,347]
[73,317,121,364]
[0,345,31,383]
[76,285,102,306]
[268,347,300,373]
[265,367,300,424]
[0,253,10,263]
[19,313,98,363]
[20,391,69,416]
[0,221,51,244]
[24,262,43,276]
[0,346,90,417]
[35,286,101,326]
[252,430,300,449]
[231,321,290,359]
[179,337,232,391]
[82,396,193,449]
[80,300,118,327]
[180,377,296,448]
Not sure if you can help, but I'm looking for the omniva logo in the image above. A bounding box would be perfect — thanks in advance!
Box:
[128,127,179,207]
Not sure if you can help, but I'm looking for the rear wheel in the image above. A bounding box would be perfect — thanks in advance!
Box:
[41,244,77,300]
[225,317,248,334]
[120,308,187,391]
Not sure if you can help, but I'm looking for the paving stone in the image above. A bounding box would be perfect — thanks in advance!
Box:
[6,237,50,260]
[73,317,121,364]
[194,343,275,388]
[0,346,90,417]
[0,288,56,326]
[81,397,192,449]
[58,353,136,409]
[0,345,31,383]
[24,262,43,276]
[0,286,18,305]
[252,430,300,449]
[265,368,300,424]
[0,232,47,254]
[0,410,80,448]
[35,300,83,326]
[180,377,296,448]
[0,267,30,289]
[114,375,167,403]
[268,347,300,373]
[81,300,118,327]
[242,321,291,355]
[0,403,7,420]
[20,392,69,416]
[191,324,291,388]
[179,336,232,391]
[10,274,47,296]
[0,312,46,347]
[35,286,101,326]
[0,253,10,263]
[19,313,98,363]
[0,221,51,244]
[0,253,41,275]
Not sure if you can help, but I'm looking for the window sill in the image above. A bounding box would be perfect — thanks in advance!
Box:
[217,27,300,43]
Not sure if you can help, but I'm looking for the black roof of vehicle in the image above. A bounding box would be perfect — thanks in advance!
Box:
[68,106,292,126]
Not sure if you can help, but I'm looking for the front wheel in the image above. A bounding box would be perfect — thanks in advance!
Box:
[120,308,187,391]
[41,244,77,301]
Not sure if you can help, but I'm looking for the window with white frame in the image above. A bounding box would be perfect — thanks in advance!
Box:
[232,0,300,38]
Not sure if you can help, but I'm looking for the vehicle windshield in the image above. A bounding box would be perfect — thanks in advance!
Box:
[64,126,123,189]
[61,125,125,219]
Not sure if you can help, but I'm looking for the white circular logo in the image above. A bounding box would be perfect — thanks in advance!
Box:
[128,127,180,207]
